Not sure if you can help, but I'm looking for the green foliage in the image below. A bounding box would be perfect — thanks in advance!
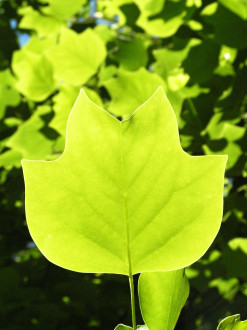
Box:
[219,0,247,20]
[7,105,54,159]
[1,0,247,328]
[0,69,20,119]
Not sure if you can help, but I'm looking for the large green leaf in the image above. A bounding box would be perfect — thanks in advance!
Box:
[48,28,107,86]
[217,314,247,329]
[22,87,227,275]
[139,270,189,330]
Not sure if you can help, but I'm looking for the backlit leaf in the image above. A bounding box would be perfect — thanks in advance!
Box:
[42,0,87,20]
[139,270,189,330]
[7,106,54,160]
[114,325,133,330]
[136,0,194,38]
[12,51,56,101]
[111,38,148,71]
[217,314,247,329]
[203,113,245,170]
[48,28,107,86]
[153,38,201,80]
[0,150,22,169]
[18,6,63,36]
[0,69,20,119]
[134,0,165,16]
[22,87,227,275]
[103,68,166,118]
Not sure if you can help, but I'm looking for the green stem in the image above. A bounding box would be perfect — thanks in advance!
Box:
[129,272,137,330]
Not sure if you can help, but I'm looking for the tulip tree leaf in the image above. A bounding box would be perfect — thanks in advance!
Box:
[103,68,166,118]
[111,38,148,71]
[22,87,227,275]
[12,51,56,102]
[103,67,187,119]
[48,28,107,86]
[139,270,189,330]
[217,314,247,329]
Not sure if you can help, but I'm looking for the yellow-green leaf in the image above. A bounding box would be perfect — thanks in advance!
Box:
[48,28,107,86]
[22,87,227,275]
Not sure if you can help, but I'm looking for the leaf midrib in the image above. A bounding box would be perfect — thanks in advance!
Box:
[120,121,133,276]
